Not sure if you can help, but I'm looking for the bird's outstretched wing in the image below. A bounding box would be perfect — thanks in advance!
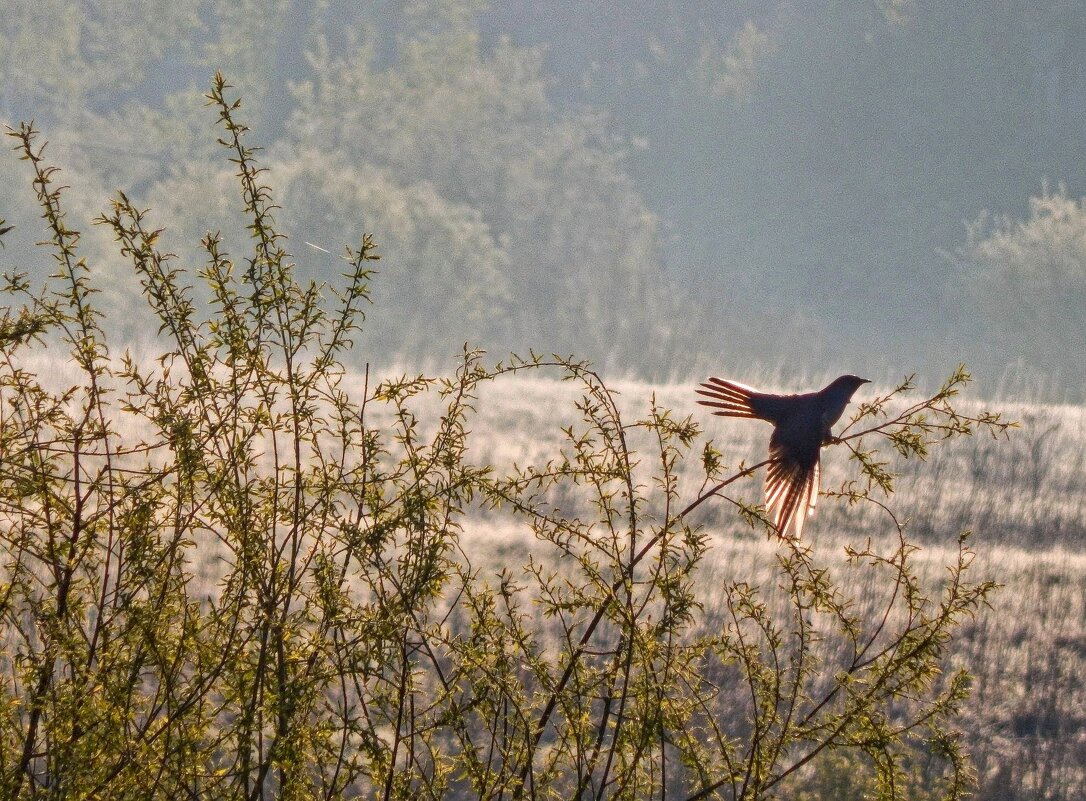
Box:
[764,442,819,539]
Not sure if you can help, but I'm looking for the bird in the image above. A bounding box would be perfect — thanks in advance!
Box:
[695,374,870,538]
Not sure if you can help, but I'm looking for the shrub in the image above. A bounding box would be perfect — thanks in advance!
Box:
[0,75,1011,799]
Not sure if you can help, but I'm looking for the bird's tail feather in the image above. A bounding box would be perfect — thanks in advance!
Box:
[695,377,761,418]
[764,451,819,539]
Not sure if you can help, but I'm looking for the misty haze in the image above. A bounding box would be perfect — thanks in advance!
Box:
[2,1,1085,393]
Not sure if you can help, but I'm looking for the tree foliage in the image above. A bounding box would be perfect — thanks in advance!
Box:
[955,187,1086,386]
[0,0,674,371]
[284,7,669,363]
[0,78,1012,799]
[3,0,1086,387]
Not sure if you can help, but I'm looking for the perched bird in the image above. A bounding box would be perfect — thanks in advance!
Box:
[696,374,870,538]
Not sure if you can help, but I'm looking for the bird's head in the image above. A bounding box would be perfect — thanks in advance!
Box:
[831,374,871,400]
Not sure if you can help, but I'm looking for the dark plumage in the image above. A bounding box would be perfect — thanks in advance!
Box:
[696,374,870,538]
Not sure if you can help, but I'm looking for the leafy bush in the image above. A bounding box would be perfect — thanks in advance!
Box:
[0,76,1010,799]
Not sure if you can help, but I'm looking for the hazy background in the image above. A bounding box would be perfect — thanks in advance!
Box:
[3,0,1086,397]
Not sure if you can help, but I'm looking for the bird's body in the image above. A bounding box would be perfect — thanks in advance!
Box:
[696,375,870,538]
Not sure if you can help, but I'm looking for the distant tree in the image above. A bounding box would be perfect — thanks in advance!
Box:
[561,0,1086,378]
[0,0,201,118]
[287,1,674,366]
[274,151,514,354]
[0,0,679,371]
[955,187,1086,388]
[10,0,1086,385]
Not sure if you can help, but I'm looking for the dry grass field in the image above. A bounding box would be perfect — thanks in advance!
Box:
[6,354,1083,798]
